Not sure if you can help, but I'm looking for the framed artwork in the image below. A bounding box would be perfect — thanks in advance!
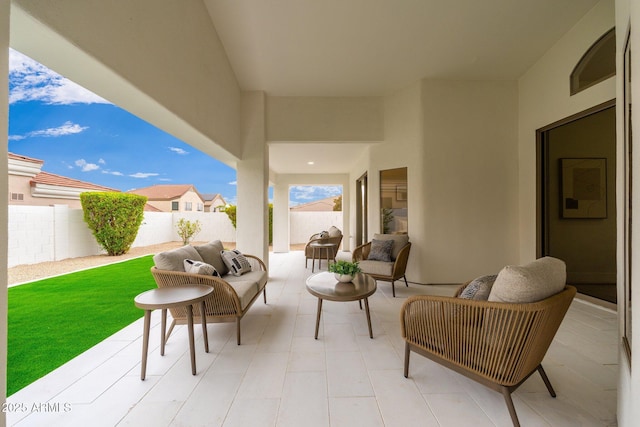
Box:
[560,158,607,218]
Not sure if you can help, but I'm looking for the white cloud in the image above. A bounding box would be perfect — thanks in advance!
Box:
[169,147,189,155]
[9,49,110,105]
[130,172,160,179]
[10,121,88,141]
[102,170,123,176]
[98,158,106,164]
[290,185,342,201]
[228,181,237,186]
[75,159,100,172]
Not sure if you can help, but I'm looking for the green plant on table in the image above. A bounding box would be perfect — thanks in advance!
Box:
[329,260,361,276]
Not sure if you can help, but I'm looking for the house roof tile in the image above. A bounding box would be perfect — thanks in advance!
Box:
[32,171,120,192]
[127,184,197,200]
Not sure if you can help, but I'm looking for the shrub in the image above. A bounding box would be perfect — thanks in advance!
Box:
[176,218,201,245]
[80,192,147,256]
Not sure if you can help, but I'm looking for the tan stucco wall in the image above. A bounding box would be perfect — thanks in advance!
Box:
[7,175,83,208]
[421,79,519,283]
[11,0,242,165]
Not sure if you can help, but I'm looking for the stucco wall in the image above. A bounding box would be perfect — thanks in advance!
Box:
[421,79,519,283]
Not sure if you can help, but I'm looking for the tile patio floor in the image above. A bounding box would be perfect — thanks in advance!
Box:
[7,251,618,426]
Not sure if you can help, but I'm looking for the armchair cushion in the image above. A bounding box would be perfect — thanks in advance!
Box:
[221,249,252,276]
[488,257,566,303]
[328,226,342,238]
[458,274,497,300]
[153,245,202,272]
[368,239,394,262]
[193,240,228,275]
[372,233,409,260]
[359,260,394,276]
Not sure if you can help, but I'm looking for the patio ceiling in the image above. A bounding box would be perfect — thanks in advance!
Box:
[204,0,599,97]
[205,0,600,176]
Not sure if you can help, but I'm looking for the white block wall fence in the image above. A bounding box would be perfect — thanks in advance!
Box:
[8,205,343,268]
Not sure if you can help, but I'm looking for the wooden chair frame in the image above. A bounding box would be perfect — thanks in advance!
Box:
[401,284,576,427]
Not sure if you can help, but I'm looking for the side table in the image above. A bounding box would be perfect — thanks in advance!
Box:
[134,285,213,380]
[309,242,337,272]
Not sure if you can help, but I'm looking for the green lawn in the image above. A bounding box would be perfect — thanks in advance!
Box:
[7,255,157,396]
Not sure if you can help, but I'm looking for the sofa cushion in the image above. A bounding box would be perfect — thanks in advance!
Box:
[328,226,342,238]
[183,259,220,277]
[372,233,409,260]
[368,239,394,262]
[488,257,566,303]
[221,249,252,276]
[359,259,394,277]
[224,270,268,310]
[193,240,228,275]
[153,245,203,272]
[458,274,497,301]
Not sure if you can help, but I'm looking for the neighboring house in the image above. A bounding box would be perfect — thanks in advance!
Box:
[201,193,227,212]
[290,197,337,212]
[8,152,119,209]
[127,184,205,213]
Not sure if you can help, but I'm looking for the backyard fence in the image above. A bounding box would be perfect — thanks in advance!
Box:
[8,205,342,267]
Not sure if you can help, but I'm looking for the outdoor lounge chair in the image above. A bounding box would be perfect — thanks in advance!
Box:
[401,257,576,427]
[150,240,267,345]
[352,233,411,297]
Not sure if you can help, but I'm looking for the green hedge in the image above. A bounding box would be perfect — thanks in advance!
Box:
[80,192,147,255]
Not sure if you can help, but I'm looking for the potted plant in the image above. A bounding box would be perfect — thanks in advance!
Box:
[329,260,361,283]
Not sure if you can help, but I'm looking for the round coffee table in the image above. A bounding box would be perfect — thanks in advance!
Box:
[134,285,213,380]
[308,242,337,272]
[305,272,377,339]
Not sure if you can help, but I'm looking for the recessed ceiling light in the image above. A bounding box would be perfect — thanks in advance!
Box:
[307,161,315,165]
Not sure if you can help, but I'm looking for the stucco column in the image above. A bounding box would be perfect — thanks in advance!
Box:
[272,181,290,252]
[1,0,10,423]
[236,91,269,265]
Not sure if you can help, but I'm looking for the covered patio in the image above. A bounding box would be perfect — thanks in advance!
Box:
[7,251,617,426]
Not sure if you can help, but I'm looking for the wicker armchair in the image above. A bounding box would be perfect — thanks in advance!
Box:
[150,254,267,346]
[352,234,411,297]
[401,283,576,427]
[304,226,343,268]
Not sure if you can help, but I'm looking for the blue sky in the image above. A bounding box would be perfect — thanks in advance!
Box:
[8,49,342,206]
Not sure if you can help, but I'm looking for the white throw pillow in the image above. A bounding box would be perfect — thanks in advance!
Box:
[183,259,220,277]
[220,249,252,276]
[488,257,566,303]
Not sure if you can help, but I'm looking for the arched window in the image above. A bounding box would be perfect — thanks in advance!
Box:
[570,28,616,95]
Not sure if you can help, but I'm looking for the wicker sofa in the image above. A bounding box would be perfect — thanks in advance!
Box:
[401,257,575,427]
[150,240,267,345]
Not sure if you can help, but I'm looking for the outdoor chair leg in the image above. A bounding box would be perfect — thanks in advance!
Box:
[236,318,241,345]
[501,388,520,427]
[537,365,556,397]
[403,275,409,287]
[403,342,410,378]
[263,287,267,304]
[392,280,396,297]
